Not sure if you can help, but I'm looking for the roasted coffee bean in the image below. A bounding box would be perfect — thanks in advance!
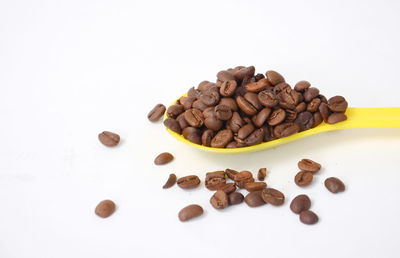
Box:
[319,102,331,122]
[242,116,253,124]
[229,192,244,205]
[235,86,247,97]
[294,111,314,131]
[236,96,257,116]
[244,182,267,192]
[300,210,318,225]
[245,78,270,93]
[178,204,203,222]
[244,92,262,110]
[294,171,313,187]
[148,104,166,122]
[279,88,300,109]
[327,112,347,124]
[255,73,265,81]
[184,109,204,128]
[254,108,272,127]
[182,127,199,139]
[226,142,238,148]
[303,87,320,102]
[178,96,188,105]
[188,87,200,99]
[225,168,239,180]
[176,113,189,129]
[204,116,223,131]
[234,66,255,80]
[167,104,184,118]
[258,90,279,108]
[285,109,297,122]
[95,200,116,218]
[295,102,307,113]
[290,194,311,214]
[244,191,266,207]
[192,99,208,111]
[319,94,328,103]
[219,97,238,111]
[234,171,255,188]
[261,188,285,206]
[210,190,229,209]
[205,171,226,190]
[177,175,201,189]
[187,132,201,144]
[328,96,348,112]
[221,183,236,194]
[203,107,215,118]
[266,70,285,85]
[215,105,232,121]
[273,122,300,138]
[201,129,214,146]
[294,80,311,92]
[210,129,233,148]
[324,177,345,193]
[312,112,323,128]
[298,159,321,173]
[307,98,321,113]
[220,80,237,97]
[273,82,291,95]
[268,108,286,126]
[163,174,177,189]
[182,97,195,110]
[98,131,120,147]
[154,152,174,165]
[245,128,264,146]
[263,126,276,141]
[164,118,182,134]
[229,112,245,133]
[238,123,255,140]
[199,90,220,106]
[217,70,235,82]
[205,171,225,180]
[198,81,211,91]
[258,168,267,181]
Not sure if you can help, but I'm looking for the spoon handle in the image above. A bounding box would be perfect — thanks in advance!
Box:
[335,107,400,129]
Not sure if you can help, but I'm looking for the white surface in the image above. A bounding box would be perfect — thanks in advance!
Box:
[1,0,400,257]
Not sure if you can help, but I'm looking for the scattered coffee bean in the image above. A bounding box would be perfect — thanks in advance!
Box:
[154,152,174,165]
[257,168,267,181]
[244,182,267,192]
[261,188,285,206]
[290,194,311,214]
[299,210,318,225]
[298,159,321,173]
[148,104,166,122]
[95,200,116,218]
[234,171,255,188]
[162,174,177,189]
[221,183,236,194]
[205,171,226,190]
[178,204,204,222]
[294,171,313,187]
[225,168,238,180]
[229,192,244,205]
[244,190,266,207]
[210,190,229,209]
[177,175,201,189]
[324,177,345,193]
[98,131,120,147]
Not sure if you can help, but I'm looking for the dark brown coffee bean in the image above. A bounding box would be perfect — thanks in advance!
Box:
[255,73,265,81]
[245,78,271,93]
[167,104,184,118]
[163,174,177,189]
[229,112,245,133]
[210,190,229,209]
[184,109,204,128]
[295,102,307,113]
[290,194,311,214]
[221,183,236,194]
[182,127,199,139]
[234,171,255,188]
[319,102,331,122]
[210,129,233,148]
[201,129,214,146]
[307,98,321,112]
[300,210,318,225]
[273,82,291,95]
[98,131,120,147]
[245,128,264,146]
[187,132,201,144]
[229,192,244,205]
[261,188,285,206]
[312,112,323,128]
[204,116,223,131]
[266,70,285,85]
[219,97,238,111]
[217,70,235,82]
[285,109,297,122]
[178,204,203,222]
[244,92,262,110]
[303,87,320,102]
[234,66,255,80]
[294,171,313,187]
[244,190,266,207]
[258,90,279,108]
[273,122,300,138]
[95,200,116,218]
[192,99,208,111]
[328,96,348,112]
[182,97,195,110]
[154,152,174,165]
[225,168,239,180]
[279,88,300,110]
[294,111,314,131]
[238,123,255,140]
[199,90,220,106]
[327,112,347,124]
[263,126,276,141]
[294,80,311,92]
[268,108,286,126]
[148,104,166,122]
[176,113,189,129]
[177,175,201,189]
[236,96,257,116]
[324,177,345,193]
[319,94,328,103]
[215,105,232,121]
[220,80,237,97]
[298,159,321,173]
[235,86,247,97]
[244,182,267,192]
[257,168,267,181]
[188,87,200,99]
[164,118,182,134]
[254,108,272,127]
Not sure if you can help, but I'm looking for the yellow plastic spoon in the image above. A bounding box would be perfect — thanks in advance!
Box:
[164,105,400,154]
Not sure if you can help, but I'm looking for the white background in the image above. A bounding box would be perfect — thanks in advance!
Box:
[1,0,400,257]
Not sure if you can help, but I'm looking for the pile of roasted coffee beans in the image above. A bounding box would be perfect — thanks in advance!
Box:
[149,66,348,148]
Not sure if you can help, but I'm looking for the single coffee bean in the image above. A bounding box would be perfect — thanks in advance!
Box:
[294,80,311,92]
[244,182,267,192]
[295,102,307,113]
[290,194,311,214]
[176,113,189,129]
[303,87,320,102]
[319,102,331,122]
[244,190,266,207]
[148,104,166,122]
[187,132,201,144]
[188,87,200,99]
[163,174,177,189]
[324,177,345,193]
[258,90,279,108]
[220,80,237,97]
[294,111,314,131]
[164,118,182,134]
[261,188,285,206]
[298,159,321,173]
[167,104,184,118]
[245,128,264,146]
[279,88,300,110]
[217,70,235,82]
[192,99,208,111]
[238,123,255,140]
[210,190,229,209]
[201,129,214,146]
[178,204,203,222]
[219,97,238,111]
[245,78,271,93]
[184,108,204,128]
[273,122,300,138]
[244,92,262,110]
[182,127,199,139]
[205,172,226,191]
[327,112,347,124]
[95,200,116,218]
[266,70,285,85]
[268,108,286,126]
[205,171,225,180]
[154,152,174,165]
[312,112,323,128]
[294,171,313,187]
[328,96,348,112]
[236,96,257,116]
[300,210,318,225]
[210,129,233,148]
[234,171,255,188]
[177,175,201,189]
[319,94,328,103]
[199,90,220,106]
[273,82,291,95]
[229,112,245,133]
[215,104,232,121]
[204,116,223,131]
[98,131,120,147]
[225,168,239,180]
[255,73,265,81]
[307,98,321,113]
[285,109,297,122]
[254,108,272,127]
[198,81,212,91]
[182,97,195,110]
[257,168,267,181]
[221,183,236,194]
[234,66,255,80]
[229,192,244,205]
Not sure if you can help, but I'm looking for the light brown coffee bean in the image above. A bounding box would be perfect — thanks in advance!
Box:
[257,168,267,181]
[294,171,313,187]
[184,108,204,128]
[177,175,201,189]
[220,80,237,97]
[215,104,232,121]
[290,194,311,214]
[298,159,321,173]
[95,200,116,218]
[201,129,214,147]
[261,188,285,206]
[98,131,120,147]
[236,96,257,116]
[219,97,238,111]
[268,108,286,126]
[210,190,229,209]
[300,210,318,225]
[234,66,255,80]
[234,171,255,188]
[217,70,235,82]
[244,182,267,192]
[229,192,244,205]
[154,152,174,165]
[245,78,271,93]
[266,70,285,85]
[225,168,239,180]
[163,174,177,189]
[148,104,166,122]
[324,177,345,193]
[294,80,311,92]
[244,191,266,207]
[238,123,255,140]
[221,183,236,194]
[254,108,272,127]
[210,129,233,148]
[178,204,203,222]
